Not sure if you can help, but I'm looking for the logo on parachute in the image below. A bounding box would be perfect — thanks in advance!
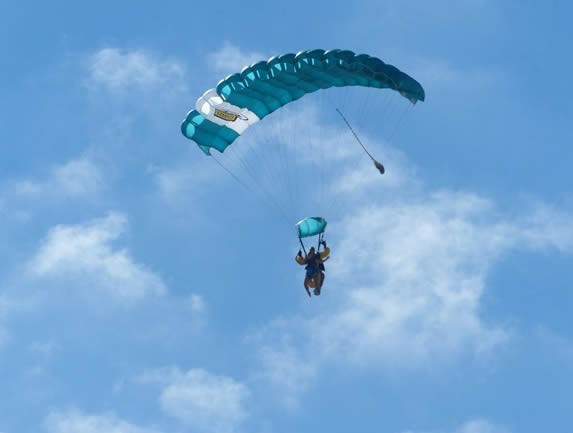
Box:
[214,108,249,122]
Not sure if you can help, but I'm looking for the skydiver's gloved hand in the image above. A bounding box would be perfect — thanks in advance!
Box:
[297,249,302,257]
[320,240,327,247]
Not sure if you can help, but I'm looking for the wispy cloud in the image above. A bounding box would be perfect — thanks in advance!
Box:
[455,418,511,433]
[186,293,206,314]
[325,193,573,366]
[45,409,162,433]
[28,212,166,304]
[87,48,186,94]
[401,417,510,433]
[253,189,573,403]
[152,158,217,209]
[408,57,502,102]
[254,337,316,409]
[1,158,104,216]
[207,42,267,76]
[140,367,249,433]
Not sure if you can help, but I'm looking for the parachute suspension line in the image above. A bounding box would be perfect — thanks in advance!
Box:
[356,88,372,131]
[317,232,324,252]
[282,118,295,220]
[388,102,414,142]
[210,153,253,192]
[210,153,291,228]
[226,144,260,187]
[276,110,296,222]
[316,90,327,218]
[230,129,262,186]
[245,127,275,199]
[265,123,294,222]
[298,236,307,256]
[307,101,323,210]
[227,122,293,230]
[223,142,278,212]
[378,90,397,136]
[226,145,291,223]
[336,108,385,175]
[257,127,295,229]
[244,122,282,206]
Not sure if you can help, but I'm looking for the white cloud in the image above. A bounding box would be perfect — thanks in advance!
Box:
[152,159,217,209]
[87,48,186,94]
[253,190,573,402]
[28,212,166,304]
[187,293,206,314]
[408,58,500,101]
[157,368,249,433]
[331,139,420,195]
[400,418,510,433]
[455,418,510,433]
[0,157,103,225]
[318,193,573,367]
[518,202,573,251]
[207,42,266,76]
[3,157,103,204]
[255,338,316,409]
[52,159,104,197]
[133,367,249,432]
[45,409,161,433]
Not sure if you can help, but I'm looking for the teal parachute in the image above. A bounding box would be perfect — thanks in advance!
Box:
[181,49,425,155]
[181,49,425,245]
[296,217,327,239]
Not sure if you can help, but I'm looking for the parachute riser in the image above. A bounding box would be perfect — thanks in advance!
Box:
[298,232,324,256]
[299,236,307,256]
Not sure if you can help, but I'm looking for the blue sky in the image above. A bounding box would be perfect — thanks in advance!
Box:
[1,1,572,433]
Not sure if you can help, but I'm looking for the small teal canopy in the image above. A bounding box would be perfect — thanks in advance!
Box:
[296,217,327,238]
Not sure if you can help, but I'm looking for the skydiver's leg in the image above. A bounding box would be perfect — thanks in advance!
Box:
[303,276,312,297]
[312,274,321,295]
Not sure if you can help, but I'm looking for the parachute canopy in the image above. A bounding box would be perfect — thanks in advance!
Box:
[296,217,327,238]
[181,49,425,155]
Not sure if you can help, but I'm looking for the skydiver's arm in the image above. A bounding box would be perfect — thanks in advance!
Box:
[295,250,306,265]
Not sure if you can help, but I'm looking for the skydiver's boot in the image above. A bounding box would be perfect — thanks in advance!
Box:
[314,273,324,295]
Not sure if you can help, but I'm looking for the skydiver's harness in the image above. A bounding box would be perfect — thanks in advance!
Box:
[298,232,326,275]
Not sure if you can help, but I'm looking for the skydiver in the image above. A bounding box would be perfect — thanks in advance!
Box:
[296,241,330,297]
[300,247,323,297]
